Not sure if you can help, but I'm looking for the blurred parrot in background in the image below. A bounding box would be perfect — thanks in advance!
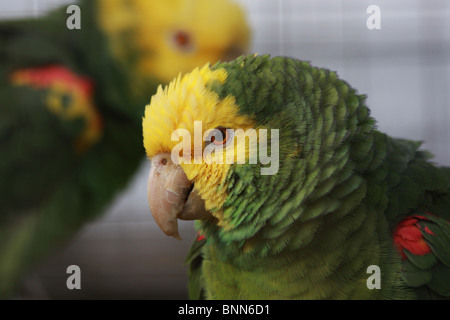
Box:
[143,55,450,299]
[0,0,250,297]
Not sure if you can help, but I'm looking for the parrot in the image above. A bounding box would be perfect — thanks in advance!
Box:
[0,0,250,297]
[142,54,450,299]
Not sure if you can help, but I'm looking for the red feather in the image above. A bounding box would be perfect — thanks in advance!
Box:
[10,65,94,98]
[197,231,205,242]
[393,215,434,259]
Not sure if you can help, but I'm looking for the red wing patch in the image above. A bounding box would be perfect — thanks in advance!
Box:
[10,65,102,152]
[197,231,206,242]
[393,215,435,260]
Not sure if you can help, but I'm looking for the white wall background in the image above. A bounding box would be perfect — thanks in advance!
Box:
[1,0,449,299]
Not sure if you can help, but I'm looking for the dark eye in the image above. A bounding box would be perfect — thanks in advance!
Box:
[211,127,229,145]
[206,127,233,147]
[172,31,194,52]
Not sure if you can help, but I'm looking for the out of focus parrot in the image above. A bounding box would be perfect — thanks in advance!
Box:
[143,55,450,299]
[0,0,250,297]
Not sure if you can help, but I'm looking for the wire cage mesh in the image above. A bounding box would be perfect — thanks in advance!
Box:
[0,0,449,299]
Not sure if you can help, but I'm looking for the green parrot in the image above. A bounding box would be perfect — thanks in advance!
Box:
[0,0,250,297]
[142,54,450,299]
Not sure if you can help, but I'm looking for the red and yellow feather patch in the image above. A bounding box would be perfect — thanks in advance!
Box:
[10,65,103,152]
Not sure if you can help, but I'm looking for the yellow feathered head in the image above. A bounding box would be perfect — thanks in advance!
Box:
[97,0,251,83]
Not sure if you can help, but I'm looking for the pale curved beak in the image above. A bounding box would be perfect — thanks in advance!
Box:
[147,153,209,240]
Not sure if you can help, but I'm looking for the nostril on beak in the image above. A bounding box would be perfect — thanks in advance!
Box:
[152,153,172,174]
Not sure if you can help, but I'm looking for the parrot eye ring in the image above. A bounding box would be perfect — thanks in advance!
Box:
[206,126,233,147]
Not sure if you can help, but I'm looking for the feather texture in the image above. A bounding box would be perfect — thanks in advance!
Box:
[179,55,450,299]
[0,0,250,297]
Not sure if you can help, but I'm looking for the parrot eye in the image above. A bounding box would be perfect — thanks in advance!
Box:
[171,31,194,52]
[211,127,229,145]
[206,127,233,147]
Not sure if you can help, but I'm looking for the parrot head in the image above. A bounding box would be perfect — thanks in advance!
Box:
[97,0,250,84]
[143,55,375,245]
[143,62,257,240]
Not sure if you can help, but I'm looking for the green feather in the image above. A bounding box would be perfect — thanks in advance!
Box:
[0,1,155,297]
[182,55,450,300]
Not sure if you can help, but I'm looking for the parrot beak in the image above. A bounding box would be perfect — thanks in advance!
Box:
[147,153,209,240]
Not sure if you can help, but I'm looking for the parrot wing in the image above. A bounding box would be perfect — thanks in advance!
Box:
[395,214,450,299]
[389,147,450,299]
[0,63,103,296]
[0,64,101,216]
[0,7,108,297]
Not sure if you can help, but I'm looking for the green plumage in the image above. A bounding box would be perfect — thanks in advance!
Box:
[187,55,450,299]
[0,1,153,297]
